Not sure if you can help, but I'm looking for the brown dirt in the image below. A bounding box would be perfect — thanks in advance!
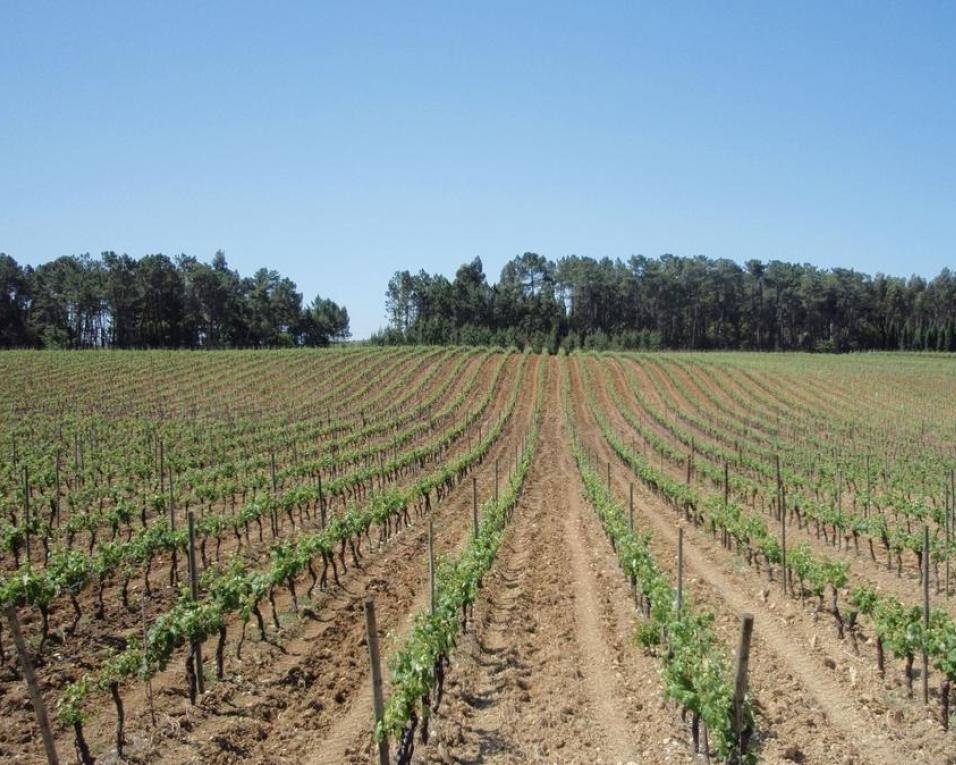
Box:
[415,356,692,764]
[569,355,955,765]
[4,351,954,765]
[0,352,520,764]
[110,354,543,765]
[640,356,956,618]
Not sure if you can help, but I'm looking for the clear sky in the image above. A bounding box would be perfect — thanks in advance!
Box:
[2,2,954,338]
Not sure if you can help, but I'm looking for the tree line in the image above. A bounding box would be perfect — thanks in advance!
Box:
[0,251,349,349]
[378,253,956,353]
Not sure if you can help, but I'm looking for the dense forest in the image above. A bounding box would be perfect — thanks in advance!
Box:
[4,250,954,353]
[0,251,349,349]
[378,253,956,353]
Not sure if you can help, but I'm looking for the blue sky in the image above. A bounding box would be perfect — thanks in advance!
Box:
[2,2,954,338]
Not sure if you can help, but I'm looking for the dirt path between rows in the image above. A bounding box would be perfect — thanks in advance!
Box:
[417,358,694,764]
[570,356,953,765]
[10,352,955,765]
[626,355,956,617]
[61,356,536,765]
[276,356,544,765]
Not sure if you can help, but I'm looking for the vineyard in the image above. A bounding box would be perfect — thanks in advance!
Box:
[1,348,955,765]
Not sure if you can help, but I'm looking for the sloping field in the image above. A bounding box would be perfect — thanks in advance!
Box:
[1,349,954,764]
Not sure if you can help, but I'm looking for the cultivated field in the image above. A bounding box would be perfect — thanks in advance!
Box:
[1,348,955,765]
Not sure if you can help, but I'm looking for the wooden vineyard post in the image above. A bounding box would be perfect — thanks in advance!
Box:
[607,460,611,492]
[54,452,61,526]
[864,453,871,519]
[318,473,326,529]
[4,606,59,765]
[168,469,175,527]
[428,520,436,615]
[270,452,280,537]
[836,471,843,547]
[628,482,638,604]
[629,483,634,531]
[494,459,499,505]
[74,431,81,486]
[732,613,754,763]
[947,482,952,599]
[168,471,179,586]
[775,454,781,521]
[781,484,788,595]
[690,438,695,482]
[723,461,729,508]
[946,470,956,598]
[23,465,31,562]
[472,477,479,539]
[923,524,930,705]
[363,598,389,765]
[676,527,684,611]
[188,511,204,696]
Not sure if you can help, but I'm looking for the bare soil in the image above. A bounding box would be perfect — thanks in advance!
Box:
[3,352,954,765]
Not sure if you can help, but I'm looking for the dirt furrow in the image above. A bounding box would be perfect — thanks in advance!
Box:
[414,358,690,764]
[22,355,529,765]
[181,355,542,765]
[570,356,952,765]
[624,356,956,617]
